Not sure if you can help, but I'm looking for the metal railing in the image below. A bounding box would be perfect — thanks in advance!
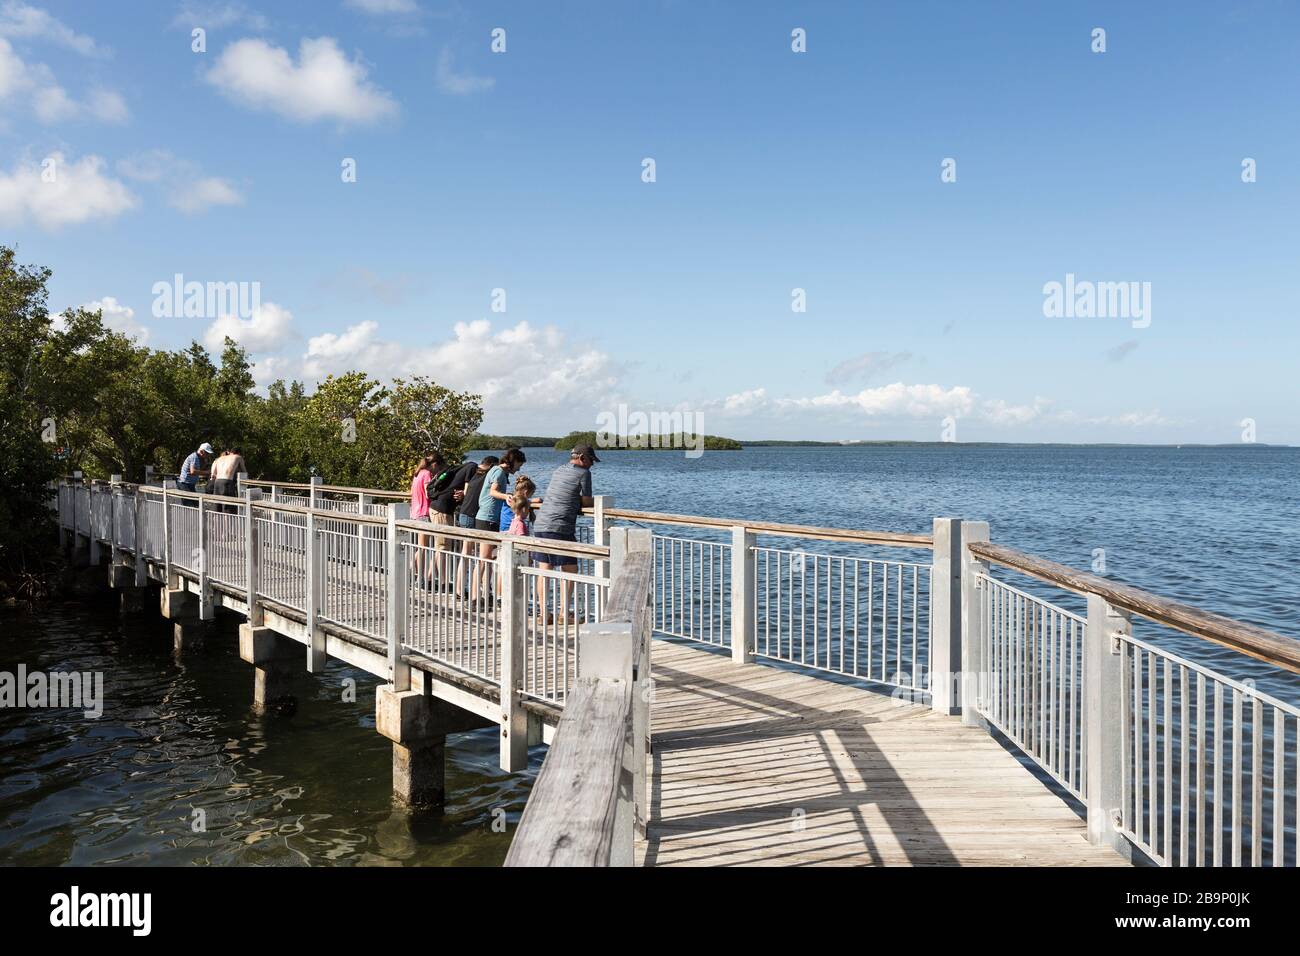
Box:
[755,548,930,691]
[55,478,1300,867]
[966,533,1300,868]
[976,572,1087,802]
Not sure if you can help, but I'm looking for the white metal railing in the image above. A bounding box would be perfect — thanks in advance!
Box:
[1118,634,1298,867]
[976,572,1086,802]
[755,547,930,691]
[653,534,730,646]
[54,477,1300,867]
[964,531,1300,868]
[521,564,609,703]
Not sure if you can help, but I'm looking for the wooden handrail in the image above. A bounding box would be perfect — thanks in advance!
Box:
[591,507,933,548]
[970,541,1300,675]
[505,538,653,866]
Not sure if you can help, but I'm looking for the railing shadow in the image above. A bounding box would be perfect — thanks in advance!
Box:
[641,654,961,866]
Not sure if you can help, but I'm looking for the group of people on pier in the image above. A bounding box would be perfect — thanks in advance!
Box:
[409,444,599,621]
[171,439,599,620]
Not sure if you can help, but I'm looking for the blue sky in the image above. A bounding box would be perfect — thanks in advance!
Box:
[4,1,1297,443]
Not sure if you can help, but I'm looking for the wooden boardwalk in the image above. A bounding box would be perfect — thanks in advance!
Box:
[637,640,1128,867]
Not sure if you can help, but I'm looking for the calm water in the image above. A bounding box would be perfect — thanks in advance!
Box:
[3,444,1297,865]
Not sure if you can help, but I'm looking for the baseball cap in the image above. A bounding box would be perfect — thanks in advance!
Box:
[571,444,600,463]
[199,442,214,454]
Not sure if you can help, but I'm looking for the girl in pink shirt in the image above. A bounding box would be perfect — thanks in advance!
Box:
[410,457,433,583]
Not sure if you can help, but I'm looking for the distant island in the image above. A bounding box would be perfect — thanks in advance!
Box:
[468,433,562,448]
[554,430,743,451]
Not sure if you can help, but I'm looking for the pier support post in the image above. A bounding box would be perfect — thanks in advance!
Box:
[959,521,990,729]
[240,624,298,716]
[1085,595,1130,855]
[730,525,756,664]
[498,539,528,772]
[930,517,963,715]
[161,586,210,652]
[377,685,493,808]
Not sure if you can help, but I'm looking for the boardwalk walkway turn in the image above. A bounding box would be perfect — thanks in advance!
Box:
[638,641,1128,866]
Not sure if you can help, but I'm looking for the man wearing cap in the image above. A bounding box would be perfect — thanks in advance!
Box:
[178,442,214,493]
[532,444,599,622]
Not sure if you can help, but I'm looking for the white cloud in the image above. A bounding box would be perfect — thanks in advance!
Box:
[345,0,418,13]
[206,36,398,124]
[290,318,618,413]
[0,2,103,56]
[0,37,127,123]
[204,301,294,352]
[171,176,243,214]
[0,151,136,230]
[85,297,149,343]
[706,381,1167,436]
[117,149,243,214]
[774,383,977,420]
[435,46,493,95]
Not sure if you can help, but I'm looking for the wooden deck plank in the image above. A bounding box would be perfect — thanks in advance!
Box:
[636,640,1127,867]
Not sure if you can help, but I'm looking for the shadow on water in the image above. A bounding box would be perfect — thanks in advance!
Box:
[0,593,539,866]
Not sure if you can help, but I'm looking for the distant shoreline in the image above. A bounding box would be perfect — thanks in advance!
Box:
[470,436,1293,450]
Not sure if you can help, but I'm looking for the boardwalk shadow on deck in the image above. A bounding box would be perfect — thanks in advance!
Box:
[639,640,1125,867]
[641,657,963,867]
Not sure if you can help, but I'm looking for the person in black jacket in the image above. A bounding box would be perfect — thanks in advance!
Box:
[453,456,498,596]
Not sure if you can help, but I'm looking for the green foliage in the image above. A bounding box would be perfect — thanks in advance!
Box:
[555,430,743,451]
[0,246,486,592]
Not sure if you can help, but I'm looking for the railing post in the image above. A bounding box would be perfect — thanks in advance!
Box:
[237,470,248,496]
[306,508,325,671]
[498,539,528,772]
[309,475,323,509]
[198,494,213,620]
[730,525,756,664]
[929,517,963,715]
[1086,594,1129,854]
[144,465,155,485]
[245,489,264,626]
[959,520,990,728]
[386,503,410,692]
[592,494,612,580]
[88,482,103,565]
[162,485,175,588]
[133,485,146,585]
[109,475,123,564]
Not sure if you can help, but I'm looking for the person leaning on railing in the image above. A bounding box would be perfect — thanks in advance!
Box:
[531,444,599,624]
[210,447,245,496]
[453,456,498,597]
[177,442,214,495]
